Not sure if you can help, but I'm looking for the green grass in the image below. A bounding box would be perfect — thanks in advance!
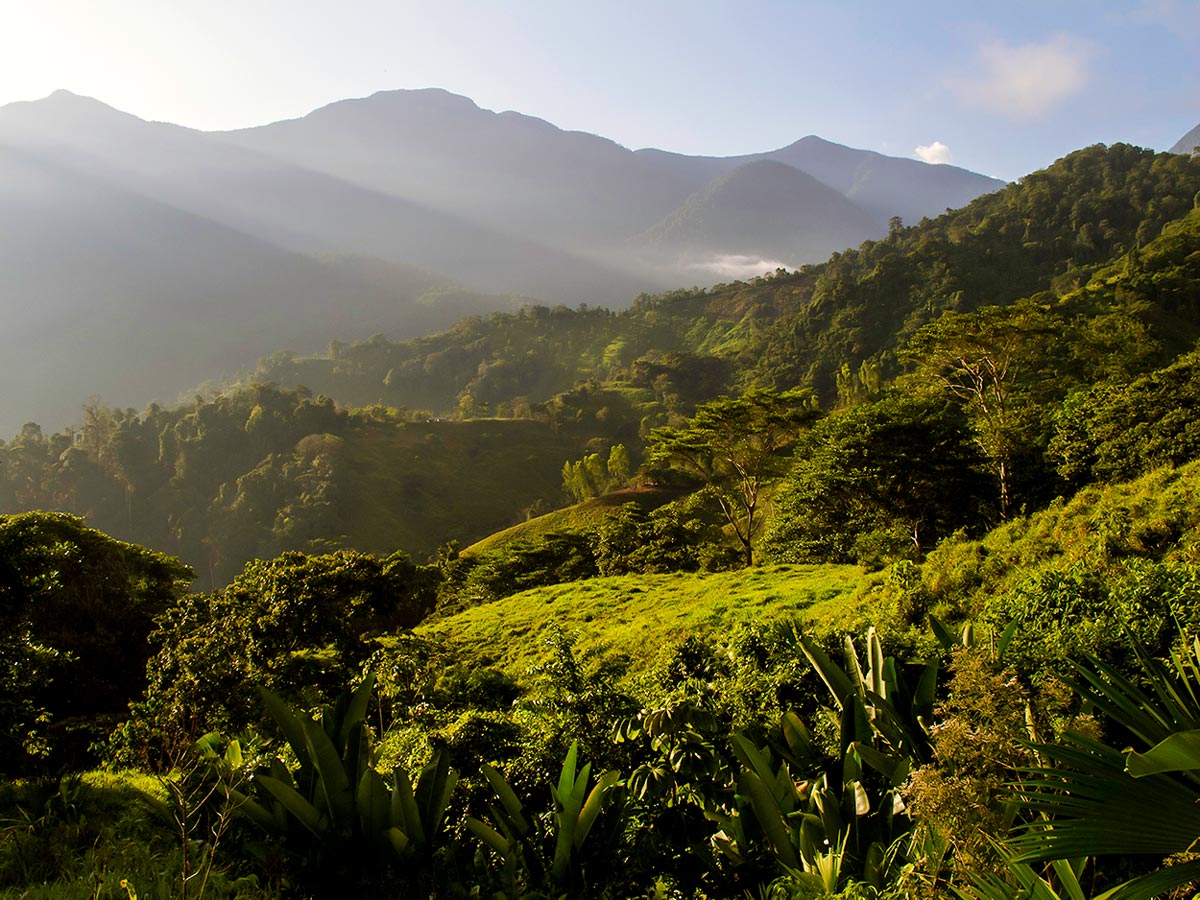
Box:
[422,461,1200,682]
[0,770,254,900]
[923,459,1200,617]
[463,486,683,555]
[417,563,870,676]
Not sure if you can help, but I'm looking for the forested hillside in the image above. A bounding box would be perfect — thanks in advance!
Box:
[0,386,640,589]
[245,143,1200,411]
[5,141,1200,900]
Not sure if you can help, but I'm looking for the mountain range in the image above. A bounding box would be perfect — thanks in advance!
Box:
[0,87,1004,434]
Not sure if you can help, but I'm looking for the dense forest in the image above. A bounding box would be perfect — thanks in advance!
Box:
[5,141,1200,899]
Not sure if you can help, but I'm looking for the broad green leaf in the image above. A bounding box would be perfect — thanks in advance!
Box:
[340,672,376,748]
[392,766,424,846]
[356,766,392,835]
[557,742,580,805]
[997,619,1020,659]
[913,659,938,727]
[415,749,457,842]
[844,634,867,699]
[228,788,277,831]
[1106,858,1200,900]
[575,769,618,849]
[1047,857,1087,900]
[799,634,856,706]
[302,717,353,827]
[781,711,814,761]
[386,827,409,856]
[467,817,510,855]
[738,768,803,870]
[1127,729,1200,777]
[850,741,908,784]
[258,687,310,765]
[256,774,323,836]
[551,747,590,882]
[732,734,789,805]
[481,763,530,835]
[929,614,956,651]
[194,731,223,760]
[867,627,886,701]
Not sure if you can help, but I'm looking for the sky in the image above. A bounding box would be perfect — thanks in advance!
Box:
[0,0,1197,182]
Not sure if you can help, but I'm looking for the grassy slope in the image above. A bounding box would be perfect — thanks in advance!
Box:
[463,486,683,555]
[416,563,870,675]
[420,460,1200,679]
[922,458,1200,617]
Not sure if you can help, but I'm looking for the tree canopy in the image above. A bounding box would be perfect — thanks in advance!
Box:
[0,511,192,772]
[763,396,992,565]
[646,389,818,565]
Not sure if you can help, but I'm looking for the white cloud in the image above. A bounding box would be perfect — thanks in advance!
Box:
[682,254,791,280]
[915,141,953,164]
[956,35,1094,120]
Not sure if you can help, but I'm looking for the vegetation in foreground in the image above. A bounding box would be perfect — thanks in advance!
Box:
[4,142,1200,897]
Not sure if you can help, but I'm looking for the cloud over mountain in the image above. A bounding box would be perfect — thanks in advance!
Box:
[915,141,953,164]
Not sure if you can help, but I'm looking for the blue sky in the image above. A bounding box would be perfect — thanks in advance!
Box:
[1,0,1197,181]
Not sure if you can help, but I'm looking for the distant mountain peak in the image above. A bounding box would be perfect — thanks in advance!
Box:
[362,87,483,111]
[10,89,118,112]
[298,87,487,124]
[638,157,882,267]
[40,89,125,112]
[793,134,839,146]
[0,89,146,134]
[1171,122,1200,156]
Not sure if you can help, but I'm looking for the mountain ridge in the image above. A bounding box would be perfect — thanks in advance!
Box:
[0,86,1009,432]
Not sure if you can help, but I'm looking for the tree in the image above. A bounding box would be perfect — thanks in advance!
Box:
[646,389,818,566]
[763,396,992,564]
[561,443,634,502]
[902,300,1058,518]
[127,549,438,750]
[0,512,192,772]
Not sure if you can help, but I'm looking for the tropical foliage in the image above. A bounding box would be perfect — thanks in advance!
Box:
[6,142,1200,898]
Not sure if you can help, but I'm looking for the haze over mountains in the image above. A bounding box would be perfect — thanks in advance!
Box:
[0,87,1005,434]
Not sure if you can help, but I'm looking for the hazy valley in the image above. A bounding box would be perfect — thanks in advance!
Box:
[0,87,1003,434]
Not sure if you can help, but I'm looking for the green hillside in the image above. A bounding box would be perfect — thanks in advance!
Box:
[420,456,1200,684]
[417,563,869,675]
[462,486,681,555]
[0,387,611,588]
